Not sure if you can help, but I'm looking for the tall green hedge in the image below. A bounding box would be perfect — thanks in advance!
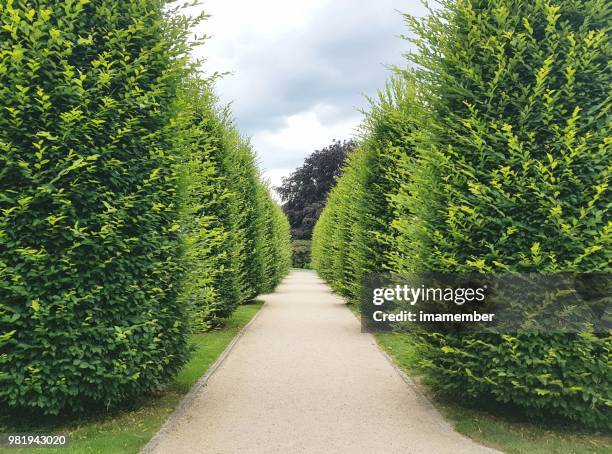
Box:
[0,0,193,414]
[0,1,291,415]
[398,0,610,275]
[312,76,417,302]
[179,83,238,329]
[313,0,610,429]
[312,146,366,296]
[399,0,611,429]
[179,80,290,329]
[257,183,292,293]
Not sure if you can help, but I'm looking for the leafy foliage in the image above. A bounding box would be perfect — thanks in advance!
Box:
[313,0,611,429]
[278,140,353,240]
[179,83,239,329]
[397,0,610,275]
[312,76,418,302]
[291,240,312,268]
[399,0,611,429]
[0,0,194,414]
[172,78,291,329]
[0,0,290,415]
[257,184,292,293]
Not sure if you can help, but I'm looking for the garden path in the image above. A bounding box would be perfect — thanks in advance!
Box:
[145,270,498,454]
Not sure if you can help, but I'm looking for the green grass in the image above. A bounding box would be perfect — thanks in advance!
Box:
[0,301,263,454]
[345,301,611,453]
[375,330,612,454]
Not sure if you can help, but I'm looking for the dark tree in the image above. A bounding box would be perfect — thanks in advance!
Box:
[278,140,354,239]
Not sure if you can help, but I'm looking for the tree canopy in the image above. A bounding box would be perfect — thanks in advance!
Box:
[277,140,354,239]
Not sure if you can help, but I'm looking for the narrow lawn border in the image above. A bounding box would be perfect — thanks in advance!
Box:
[368,334,449,416]
[344,301,611,453]
[373,330,612,454]
[0,303,265,454]
[350,309,503,452]
[140,301,266,454]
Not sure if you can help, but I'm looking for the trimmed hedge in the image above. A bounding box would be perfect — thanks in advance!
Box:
[0,0,193,414]
[400,0,611,429]
[313,0,611,429]
[0,1,290,415]
[257,183,292,293]
[179,83,240,329]
[312,76,418,302]
[151,76,291,330]
[312,145,368,296]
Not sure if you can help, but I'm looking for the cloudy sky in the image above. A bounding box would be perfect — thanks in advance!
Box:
[191,0,427,188]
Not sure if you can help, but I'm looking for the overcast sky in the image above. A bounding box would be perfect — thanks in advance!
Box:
[191,0,427,188]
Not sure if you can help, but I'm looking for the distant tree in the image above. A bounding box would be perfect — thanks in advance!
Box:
[277,140,354,239]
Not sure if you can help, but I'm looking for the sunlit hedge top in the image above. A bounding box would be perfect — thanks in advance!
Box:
[401,0,611,273]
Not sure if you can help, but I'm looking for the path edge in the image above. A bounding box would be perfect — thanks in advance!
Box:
[140,301,266,454]
[342,294,502,453]
[367,332,443,414]
[362,317,502,453]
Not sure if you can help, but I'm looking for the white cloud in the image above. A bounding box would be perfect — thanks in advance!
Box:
[253,105,360,171]
[188,0,428,175]
[261,168,293,200]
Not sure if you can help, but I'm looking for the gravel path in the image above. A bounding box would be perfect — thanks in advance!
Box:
[145,270,499,454]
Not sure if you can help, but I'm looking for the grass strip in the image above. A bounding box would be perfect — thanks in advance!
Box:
[375,331,612,454]
[0,301,263,454]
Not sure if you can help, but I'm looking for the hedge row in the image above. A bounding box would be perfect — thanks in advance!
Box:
[313,0,610,429]
[179,82,290,330]
[0,0,290,415]
[313,77,417,302]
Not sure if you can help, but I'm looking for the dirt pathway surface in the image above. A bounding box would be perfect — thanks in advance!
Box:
[145,270,499,454]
